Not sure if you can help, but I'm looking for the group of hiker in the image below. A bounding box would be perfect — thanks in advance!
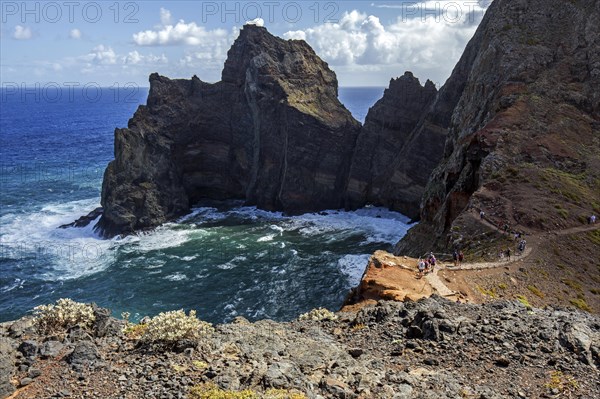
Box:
[416,250,466,278]
[415,209,596,278]
[417,253,437,277]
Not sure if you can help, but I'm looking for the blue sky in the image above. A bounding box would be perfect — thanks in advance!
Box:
[1,1,491,87]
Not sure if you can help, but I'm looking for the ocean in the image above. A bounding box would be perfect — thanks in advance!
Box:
[0,86,411,324]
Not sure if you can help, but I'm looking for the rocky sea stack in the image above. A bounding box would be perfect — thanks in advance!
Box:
[96,25,361,237]
[91,24,445,238]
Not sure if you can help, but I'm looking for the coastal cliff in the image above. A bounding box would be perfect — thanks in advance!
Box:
[395,0,600,255]
[345,72,438,220]
[92,24,447,237]
[97,25,362,237]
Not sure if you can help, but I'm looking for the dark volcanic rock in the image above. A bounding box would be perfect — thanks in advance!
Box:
[58,207,102,229]
[96,25,361,237]
[67,341,100,371]
[2,298,600,398]
[0,338,16,398]
[345,72,438,220]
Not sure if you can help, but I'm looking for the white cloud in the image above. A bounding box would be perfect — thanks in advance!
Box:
[13,25,32,40]
[82,45,117,65]
[246,18,264,27]
[133,20,229,46]
[284,30,306,41]
[160,8,172,26]
[123,50,168,65]
[283,3,489,84]
[69,28,82,39]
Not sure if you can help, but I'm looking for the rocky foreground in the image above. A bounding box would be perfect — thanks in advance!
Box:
[1,297,599,399]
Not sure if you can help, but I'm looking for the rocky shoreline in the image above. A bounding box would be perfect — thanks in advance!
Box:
[1,297,599,399]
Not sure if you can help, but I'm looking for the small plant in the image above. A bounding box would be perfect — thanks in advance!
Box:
[557,208,569,219]
[569,298,591,312]
[498,283,508,290]
[123,323,148,339]
[188,384,307,399]
[516,295,532,309]
[545,371,578,395]
[141,309,213,345]
[298,307,338,322]
[33,298,95,334]
[527,285,545,298]
[351,323,366,331]
[193,360,208,370]
[562,279,583,292]
[588,230,600,246]
[189,383,257,399]
[476,285,497,298]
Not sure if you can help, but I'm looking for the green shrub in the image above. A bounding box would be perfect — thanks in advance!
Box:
[477,285,497,298]
[569,298,591,312]
[298,308,338,321]
[562,279,582,292]
[141,309,212,345]
[189,384,258,399]
[516,295,532,309]
[527,285,545,298]
[545,371,578,394]
[33,298,95,334]
[189,384,307,399]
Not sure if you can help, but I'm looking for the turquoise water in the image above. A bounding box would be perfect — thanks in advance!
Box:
[0,87,411,324]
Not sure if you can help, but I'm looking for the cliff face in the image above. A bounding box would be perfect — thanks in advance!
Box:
[345,72,438,220]
[96,24,451,237]
[396,0,600,255]
[97,25,361,237]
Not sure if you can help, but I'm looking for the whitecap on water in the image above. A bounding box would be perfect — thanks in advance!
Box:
[164,272,188,281]
[0,197,115,281]
[0,278,24,293]
[257,234,275,242]
[337,254,371,287]
[291,207,413,245]
[119,227,192,253]
[216,255,247,270]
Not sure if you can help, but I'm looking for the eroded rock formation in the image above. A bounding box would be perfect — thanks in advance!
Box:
[93,25,446,237]
[396,0,600,255]
[345,72,438,220]
[97,25,362,237]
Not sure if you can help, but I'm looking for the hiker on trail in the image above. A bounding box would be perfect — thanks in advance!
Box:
[480,210,485,219]
[590,215,597,224]
[417,259,426,278]
[505,248,511,261]
[428,253,437,272]
[458,251,464,266]
[518,239,526,252]
[453,250,459,267]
